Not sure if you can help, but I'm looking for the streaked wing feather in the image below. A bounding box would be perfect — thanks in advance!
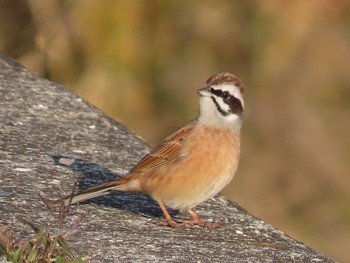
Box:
[129,121,195,173]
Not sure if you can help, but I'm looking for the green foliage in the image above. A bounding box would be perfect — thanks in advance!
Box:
[0,221,83,262]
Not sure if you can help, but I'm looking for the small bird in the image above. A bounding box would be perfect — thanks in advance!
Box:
[57,72,244,228]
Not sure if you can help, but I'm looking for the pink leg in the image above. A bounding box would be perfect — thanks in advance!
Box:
[156,199,181,228]
[186,209,221,228]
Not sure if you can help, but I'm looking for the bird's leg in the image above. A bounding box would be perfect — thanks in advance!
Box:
[185,209,221,228]
[187,209,205,225]
[155,200,220,228]
[156,199,181,228]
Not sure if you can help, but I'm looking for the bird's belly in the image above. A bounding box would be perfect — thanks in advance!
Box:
[144,146,239,210]
[164,164,236,210]
[141,125,240,211]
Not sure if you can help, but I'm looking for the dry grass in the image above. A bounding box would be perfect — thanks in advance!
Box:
[0,194,83,262]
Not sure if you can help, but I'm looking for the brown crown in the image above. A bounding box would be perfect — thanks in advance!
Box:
[206,72,244,95]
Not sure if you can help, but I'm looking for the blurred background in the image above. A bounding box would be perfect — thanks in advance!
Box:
[1,0,349,261]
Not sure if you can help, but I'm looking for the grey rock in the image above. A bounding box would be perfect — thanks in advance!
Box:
[0,55,334,262]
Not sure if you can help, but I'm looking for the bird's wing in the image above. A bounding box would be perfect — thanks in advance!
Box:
[129,121,195,173]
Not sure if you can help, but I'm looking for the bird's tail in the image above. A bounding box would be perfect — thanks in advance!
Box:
[54,177,131,206]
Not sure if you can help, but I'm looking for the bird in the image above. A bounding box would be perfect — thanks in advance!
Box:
[56,72,244,228]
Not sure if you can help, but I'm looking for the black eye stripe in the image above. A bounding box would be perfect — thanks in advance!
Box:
[228,96,244,115]
[210,88,229,99]
[210,88,243,116]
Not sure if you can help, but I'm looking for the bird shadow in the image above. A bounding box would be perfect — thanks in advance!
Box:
[51,155,179,220]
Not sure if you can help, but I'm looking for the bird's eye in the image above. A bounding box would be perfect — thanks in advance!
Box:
[222,91,229,98]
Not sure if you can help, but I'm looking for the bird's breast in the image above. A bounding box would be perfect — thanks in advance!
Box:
[143,125,241,210]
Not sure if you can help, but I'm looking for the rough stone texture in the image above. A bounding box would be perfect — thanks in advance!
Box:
[0,55,334,262]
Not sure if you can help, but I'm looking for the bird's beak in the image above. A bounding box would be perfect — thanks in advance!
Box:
[197,86,211,97]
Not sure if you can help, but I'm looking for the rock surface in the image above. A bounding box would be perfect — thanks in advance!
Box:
[0,55,334,262]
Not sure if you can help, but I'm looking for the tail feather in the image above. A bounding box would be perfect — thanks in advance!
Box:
[55,178,130,206]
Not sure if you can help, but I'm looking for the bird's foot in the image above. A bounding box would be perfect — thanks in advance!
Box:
[157,219,183,229]
[156,218,220,229]
[182,218,221,228]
